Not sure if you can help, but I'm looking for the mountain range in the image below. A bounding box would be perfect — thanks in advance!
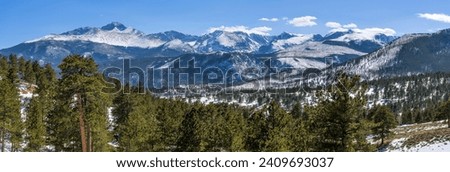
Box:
[1,22,449,84]
[0,22,395,67]
[338,29,450,78]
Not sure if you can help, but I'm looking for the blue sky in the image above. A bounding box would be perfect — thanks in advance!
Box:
[1,0,450,48]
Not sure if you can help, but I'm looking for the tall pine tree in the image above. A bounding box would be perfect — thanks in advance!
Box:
[156,99,186,151]
[224,104,247,151]
[264,101,293,152]
[368,105,397,146]
[25,63,56,151]
[311,73,374,152]
[113,90,161,151]
[246,108,268,151]
[0,62,22,152]
[50,55,111,152]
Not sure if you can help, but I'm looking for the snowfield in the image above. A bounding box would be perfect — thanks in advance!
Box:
[388,138,450,152]
[385,120,450,152]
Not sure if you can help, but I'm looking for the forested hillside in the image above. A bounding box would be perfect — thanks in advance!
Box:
[0,54,448,152]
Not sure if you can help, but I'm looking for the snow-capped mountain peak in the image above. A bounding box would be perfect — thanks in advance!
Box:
[148,30,198,42]
[276,32,296,39]
[6,22,402,71]
[20,22,397,54]
[100,22,128,31]
[192,30,271,53]
[271,34,315,50]
[325,28,396,44]
[60,27,98,35]
[25,22,164,48]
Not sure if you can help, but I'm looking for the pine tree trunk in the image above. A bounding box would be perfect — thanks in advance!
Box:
[11,142,15,152]
[87,126,92,152]
[447,115,449,128]
[1,129,4,152]
[77,93,88,152]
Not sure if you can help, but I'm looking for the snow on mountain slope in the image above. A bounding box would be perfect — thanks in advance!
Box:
[13,22,397,56]
[193,31,270,53]
[217,32,243,47]
[14,22,395,57]
[330,28,396,44]
[277,57,327,69]
[276,41,366,58]
[345,46,403,76]
[337,32,442,78]
[1,22,400,74]
[26,22,165,48]
[162,39,194,52]
[271,34,314,51]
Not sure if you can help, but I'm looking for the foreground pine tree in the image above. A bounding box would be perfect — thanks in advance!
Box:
[246,107,268,151]
[291,104,314,152]
[311,73,374,152]
[156,99,187,151]
[437,100,450,128]
[0,76,22,152]
[25,96,47,151]
[368,106,397,146]
[113,90,161,151]
[25,64,56,151]
[176,104,202,151]
[264,101,293,151]
[223,104,247,151]
[0,56,22,152]
[49,55,111,152]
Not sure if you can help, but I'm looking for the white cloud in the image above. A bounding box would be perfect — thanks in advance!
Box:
[418,13,450,23]
[343,23,358,29]
[288,16,317,27]
[325,22,342,28]
[326,22,358,29]
[207,25,272,35]
[259,17,279,22]
[282,17,289,21]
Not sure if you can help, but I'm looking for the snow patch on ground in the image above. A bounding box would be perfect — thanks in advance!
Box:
[387,139,450,152]
[385,120,450,152]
